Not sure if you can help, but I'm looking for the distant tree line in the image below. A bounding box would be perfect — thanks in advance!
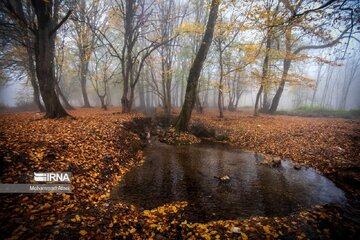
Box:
[0,0,358,130]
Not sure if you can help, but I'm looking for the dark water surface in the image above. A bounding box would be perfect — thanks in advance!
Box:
[111,141,346,222]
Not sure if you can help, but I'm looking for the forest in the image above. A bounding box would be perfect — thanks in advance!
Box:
[0,0,359,239]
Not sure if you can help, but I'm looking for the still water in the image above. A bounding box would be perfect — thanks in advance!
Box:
[112,141,345,222]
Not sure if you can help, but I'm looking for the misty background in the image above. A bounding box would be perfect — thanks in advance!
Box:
[0,0,359,113]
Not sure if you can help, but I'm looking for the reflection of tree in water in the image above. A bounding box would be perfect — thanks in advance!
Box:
[112,142,345,222]
[176,145,210,221]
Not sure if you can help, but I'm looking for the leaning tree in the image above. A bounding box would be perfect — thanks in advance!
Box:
[175,0,220,131]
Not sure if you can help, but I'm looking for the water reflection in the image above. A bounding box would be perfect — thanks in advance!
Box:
[112,141,345,222]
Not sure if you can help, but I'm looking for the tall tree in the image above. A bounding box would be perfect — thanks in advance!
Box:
[55,26,74,109]
[254,30,272,116]
[159,0,174,115]
[175,0,220,131]
[268,0,358,113]
[89,48,118,110]
[71,0,103,108]
[92,0,175,113]
[3,0,72,118]
[253,0,279,116]
[0,1,45,111]
[338,55,360,109]
[214,13,241,118]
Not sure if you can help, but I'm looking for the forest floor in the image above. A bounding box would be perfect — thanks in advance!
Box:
[0,108,359,239]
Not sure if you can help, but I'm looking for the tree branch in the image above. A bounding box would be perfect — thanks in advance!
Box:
[292,0,338,18]
[294,26,351,54]
[49,10,72,37]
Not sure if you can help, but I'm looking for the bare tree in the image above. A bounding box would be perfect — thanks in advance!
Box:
[71,0,105,108]
[214,13,241,118]
[253,0,280,116]
[155,0,185,115]
[55,26,74,109]
[89,49,118,110]
[339,55,360,109]
[90,0,176,113]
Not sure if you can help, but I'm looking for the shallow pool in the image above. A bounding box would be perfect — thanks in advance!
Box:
[111,141,346,222]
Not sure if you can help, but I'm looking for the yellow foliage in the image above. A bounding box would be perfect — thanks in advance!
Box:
[263,225,272,234]
[286,72,315,88]
[176,22,205,35]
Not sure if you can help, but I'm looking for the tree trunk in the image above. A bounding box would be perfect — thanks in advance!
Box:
[161,60,172,115]
[340,77,352,109]
[145,82,151,110]
[22,5,45,112]
[55,82,74,110]
[128,85,135,112]
[218,48,224,118]
[74,0,93,108]
[234,78,242,109]
[175,0,220,131]
[320,66,333,107]
[99,95,107,110]
[254,85,263,116]
[165,74,172,114]
[218,87,224,117]
[195,92,203,113]
[311,65,323,107]
[228,78,236,111]
[269,27,292,114]
[254,31,271,116]
[180,64,186,107]
[339,58,359,109]
[80,62,91,107]
[121,0,136,113]
[138,78,146,110]
[269,64,289,114]
[173,83,178,107]
[121,85,131,113]
[235,93,241,109]
[33,2,68,118]
[27,48,45,112]
[262,90,270,112]
[180,73,185,106]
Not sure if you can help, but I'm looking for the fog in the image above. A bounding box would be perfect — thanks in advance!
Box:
[1,51,359,111]
[0,0,359,115]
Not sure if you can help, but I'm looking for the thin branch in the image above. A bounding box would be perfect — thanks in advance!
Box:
[294,25,352,54]
[50,10,73,37]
